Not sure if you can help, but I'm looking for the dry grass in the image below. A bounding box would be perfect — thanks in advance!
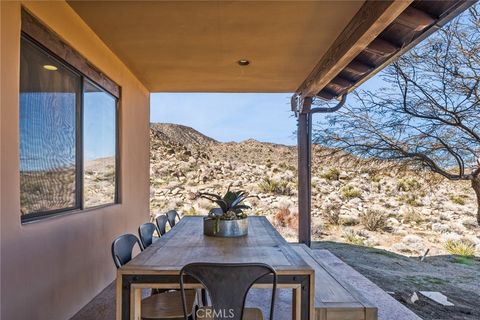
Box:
[320,168,340,181]
[274,207,297,229]
[342,229,365,246]
[359,209,387,231]
[323,202,342,225]
[445,239,476,257]
[397,193,423,207]
[397,178,421,192]
[403,208,423,224]
[341,185,362,199]
[449,194,466,205]
[258,177,292,196]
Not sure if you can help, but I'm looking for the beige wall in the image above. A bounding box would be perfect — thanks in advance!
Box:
[1,2,150,319]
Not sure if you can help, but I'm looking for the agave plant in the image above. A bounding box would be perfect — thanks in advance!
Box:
[199,186,256,220]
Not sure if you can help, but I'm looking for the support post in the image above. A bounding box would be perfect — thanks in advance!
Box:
[297,97,312,246]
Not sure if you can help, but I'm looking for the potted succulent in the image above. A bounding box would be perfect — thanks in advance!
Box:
[199,187,256,237]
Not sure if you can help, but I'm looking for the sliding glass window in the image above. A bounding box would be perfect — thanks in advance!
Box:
[19,36,119,222]
[83,81,117,208]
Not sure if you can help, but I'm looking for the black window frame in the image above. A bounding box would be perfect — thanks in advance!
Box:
[20,33,120,224]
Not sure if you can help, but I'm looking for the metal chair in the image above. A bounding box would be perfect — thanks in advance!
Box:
[111,233,144,268]
[180,263,277,320]
[139,222,161,249]
[166,209,181,228]
[111,234,196,320]
[156,214,169,236]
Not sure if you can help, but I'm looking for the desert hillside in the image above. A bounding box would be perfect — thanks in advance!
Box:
[150,123,479,257]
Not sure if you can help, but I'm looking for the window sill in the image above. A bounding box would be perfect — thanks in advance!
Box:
[21,203,121,225]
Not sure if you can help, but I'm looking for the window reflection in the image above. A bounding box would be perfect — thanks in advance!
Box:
[19,37,80,215]
[83,81,117,207]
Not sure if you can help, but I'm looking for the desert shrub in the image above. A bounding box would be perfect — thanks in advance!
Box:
[341,185,362,199]
[444,239,476,257]
[342,229,365,246]
[397,178,421,192]
[397,193,422,206]
[265,159,272,168]
[320,168,340,181]
[183,207,197,216]
[383,202,395,209]
[278,162,296,172]
[359,209,387,231]
[322,202,342,225]
[339,216,359,226]
[403,208,423,224]
[286,165,297,172]
[449,194,466,205]
[258,177,292,195]
[274,207,297,229]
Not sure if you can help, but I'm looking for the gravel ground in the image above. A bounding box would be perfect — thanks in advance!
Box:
[314,241,480,320]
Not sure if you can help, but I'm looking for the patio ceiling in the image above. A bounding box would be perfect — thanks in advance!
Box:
[67,1,365,92]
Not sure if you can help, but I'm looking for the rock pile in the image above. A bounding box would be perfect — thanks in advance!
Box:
[150,123,480,257]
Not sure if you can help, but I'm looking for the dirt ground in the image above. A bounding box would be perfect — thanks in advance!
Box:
[313,241,480,320]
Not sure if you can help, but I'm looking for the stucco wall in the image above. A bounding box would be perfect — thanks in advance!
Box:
[1,2,150,319]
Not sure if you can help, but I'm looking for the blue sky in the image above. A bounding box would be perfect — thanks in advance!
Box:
[20,91,116,171]
[150,93,298,145]
[84,91,116,160]
[150,77,384,145]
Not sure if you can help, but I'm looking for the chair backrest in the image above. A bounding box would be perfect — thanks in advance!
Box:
[138,222,160,249]
[155,214,168,236]
[180,263,277,320]
[111,234,143,269]
[166,209,180,228]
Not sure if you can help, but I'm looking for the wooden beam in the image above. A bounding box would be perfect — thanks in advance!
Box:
[364,38,399,57]
[21,8,120,98]
[297,0,412,97]
[347,0,475,95]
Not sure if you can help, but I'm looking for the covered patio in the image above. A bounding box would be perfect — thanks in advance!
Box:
[0,1,473,320]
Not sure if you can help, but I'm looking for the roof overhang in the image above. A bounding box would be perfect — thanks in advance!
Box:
[298,0,475,100]
[67,0,366,92]
[66,1,473,95]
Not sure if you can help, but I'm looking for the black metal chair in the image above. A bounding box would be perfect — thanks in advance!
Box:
[180,263,277,320]
[166,209,181,228]
[156,214,169,236]
[139,222,161,249]
[111,234,196,320]
[111,233,144,267]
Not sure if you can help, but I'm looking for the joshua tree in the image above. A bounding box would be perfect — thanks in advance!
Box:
[314,6,480,224]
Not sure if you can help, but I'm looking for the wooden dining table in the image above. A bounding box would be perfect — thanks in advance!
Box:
[116,216,315,320]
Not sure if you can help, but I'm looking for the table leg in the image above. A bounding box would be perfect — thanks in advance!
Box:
[300,274,312,320]
[292,286,301,320]
[121,275,133,320]
[116,273,122,320]
[131,287,141,319]
[119,273,313,320]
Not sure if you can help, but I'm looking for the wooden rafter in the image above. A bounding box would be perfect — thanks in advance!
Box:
[296,0,412,98]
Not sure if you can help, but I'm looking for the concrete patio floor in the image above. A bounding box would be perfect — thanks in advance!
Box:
[70,282,292,320]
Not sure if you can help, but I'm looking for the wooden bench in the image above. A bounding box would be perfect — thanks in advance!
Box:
[291,244,378,320]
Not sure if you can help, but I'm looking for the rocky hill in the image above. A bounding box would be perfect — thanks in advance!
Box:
[151,123,218,147]
[150,123,479,257]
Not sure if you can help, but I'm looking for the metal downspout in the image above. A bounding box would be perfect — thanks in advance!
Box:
[294,94,347,246]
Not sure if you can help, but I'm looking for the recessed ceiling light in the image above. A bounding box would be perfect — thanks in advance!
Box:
[43,65,58,71]
[237,59,250,66]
